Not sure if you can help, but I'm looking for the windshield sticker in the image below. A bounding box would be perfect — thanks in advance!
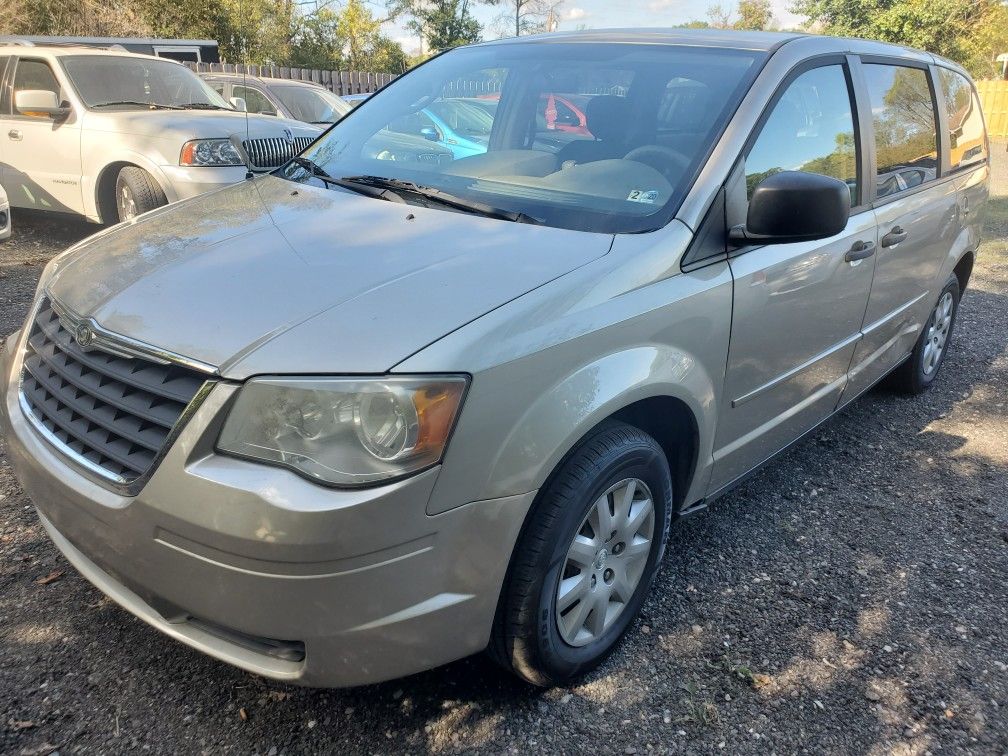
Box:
[627,190,660,204]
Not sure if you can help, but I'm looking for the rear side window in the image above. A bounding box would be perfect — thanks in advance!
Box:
[862,64,938,199]
[745,64,859,204]
[938,68,987,171]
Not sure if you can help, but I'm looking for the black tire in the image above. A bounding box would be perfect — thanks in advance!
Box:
[889,274,960,394]
[489,421,673,687]
[115,166,167,222]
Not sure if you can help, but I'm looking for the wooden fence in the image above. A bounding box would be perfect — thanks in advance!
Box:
[186,62,397,96]
[976,79,1008,138]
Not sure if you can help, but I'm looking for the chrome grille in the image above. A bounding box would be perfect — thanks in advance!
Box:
[18,297,210,489]
[242,136,314,169]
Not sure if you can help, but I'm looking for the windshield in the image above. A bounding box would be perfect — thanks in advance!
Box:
[287,42,762,233]
[273,84,352,124]
[61,55,232,110]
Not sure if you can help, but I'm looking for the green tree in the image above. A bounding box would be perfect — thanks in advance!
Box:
[693,0,772,31]
[790,0,1008,77]
[735,0,772,29]
[407,0,482,52]
[288,7,343,68]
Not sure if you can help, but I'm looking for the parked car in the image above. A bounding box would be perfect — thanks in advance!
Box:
[385,97,493,159]
[200,74,453,165]
[0,30,988,689]
[0,184,10,241]
[342,92,371,108]
[199,73,352,125]
[0,45,320,223]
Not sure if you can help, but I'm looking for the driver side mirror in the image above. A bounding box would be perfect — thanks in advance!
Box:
[731,171,850,244]
[15,90,71,119]
[229,96,247,112]
[420,126,440,142]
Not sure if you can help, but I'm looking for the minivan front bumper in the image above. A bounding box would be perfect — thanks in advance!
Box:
[0,331,532,687]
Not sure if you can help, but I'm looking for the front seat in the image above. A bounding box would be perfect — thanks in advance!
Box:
[556,95,633,165]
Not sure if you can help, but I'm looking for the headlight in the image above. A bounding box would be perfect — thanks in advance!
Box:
[217,376,468,487]
[180,139,244,167]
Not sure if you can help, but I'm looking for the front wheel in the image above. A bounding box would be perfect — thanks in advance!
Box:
[115,166,167,222]
[489,422,673,687]
[889,274,960,394]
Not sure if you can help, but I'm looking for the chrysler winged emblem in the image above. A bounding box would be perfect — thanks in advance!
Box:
[74,323,95,349]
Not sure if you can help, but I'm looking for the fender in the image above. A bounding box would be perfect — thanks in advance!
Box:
[83,151,176,222]
[480,344,717,509]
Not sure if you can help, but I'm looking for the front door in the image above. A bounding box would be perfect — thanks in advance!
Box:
[842,62,959,402]
[710,61,877,492]
[0,57,83,215]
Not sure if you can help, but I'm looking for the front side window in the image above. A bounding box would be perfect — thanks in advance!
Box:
[233,85,277,116]
[746,65,859,204]
[60,55,231,111]
[11,59,63,115]
[272,85,351,124]
[862,64,938,199]
[288,43,763,233]
[939,68,987,171]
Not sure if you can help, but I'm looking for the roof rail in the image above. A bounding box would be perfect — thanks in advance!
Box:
[0,39,36,47]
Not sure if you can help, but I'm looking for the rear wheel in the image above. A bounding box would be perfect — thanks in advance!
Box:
[489,422,673,686]
[889,274,960,394]
[115,166,167,222]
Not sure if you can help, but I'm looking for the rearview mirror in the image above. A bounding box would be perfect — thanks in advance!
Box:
[731,171,851,244]
[230,96,247,112]
[15,90,70,119]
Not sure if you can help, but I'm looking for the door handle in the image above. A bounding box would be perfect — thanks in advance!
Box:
[881,226,908,247]
[7,129,22,141]
[845,240,876,263]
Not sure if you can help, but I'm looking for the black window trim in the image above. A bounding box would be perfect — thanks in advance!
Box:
[856,54,946,208]
[743,54,867,211]
[684,52,867,269]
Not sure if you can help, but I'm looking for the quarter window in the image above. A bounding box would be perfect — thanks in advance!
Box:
[746,65,859,204]
[938,68,987,171]
[862,64,938,199]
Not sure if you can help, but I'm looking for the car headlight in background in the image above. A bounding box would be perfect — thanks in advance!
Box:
[217,376,468,486]
[180,139,244,167]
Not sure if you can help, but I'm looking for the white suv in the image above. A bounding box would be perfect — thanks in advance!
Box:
[0,45,320,223]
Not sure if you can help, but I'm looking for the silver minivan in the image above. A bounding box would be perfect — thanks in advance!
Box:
[0,30,988,688]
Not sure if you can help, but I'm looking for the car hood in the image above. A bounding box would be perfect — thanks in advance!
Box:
[45,176,612,377]
[83,109,321,142]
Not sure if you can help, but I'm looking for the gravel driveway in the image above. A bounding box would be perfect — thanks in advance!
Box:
[2,155,1007,755]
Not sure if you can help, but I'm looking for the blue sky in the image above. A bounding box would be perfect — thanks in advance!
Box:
[377,0,803,54]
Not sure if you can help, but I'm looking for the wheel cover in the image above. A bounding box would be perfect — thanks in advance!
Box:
[922,291,954,376]
[118,183,137,221]
[555,477,655,647]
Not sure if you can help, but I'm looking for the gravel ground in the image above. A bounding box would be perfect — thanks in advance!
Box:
[2,154,1007,755]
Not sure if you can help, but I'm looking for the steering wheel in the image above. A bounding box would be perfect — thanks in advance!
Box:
[623,145,691,182]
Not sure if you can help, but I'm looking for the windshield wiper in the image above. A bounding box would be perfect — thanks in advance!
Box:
[339,175,542,224]
[288,158,406,203]
[178,102,230,110]
[91,100,182,110]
